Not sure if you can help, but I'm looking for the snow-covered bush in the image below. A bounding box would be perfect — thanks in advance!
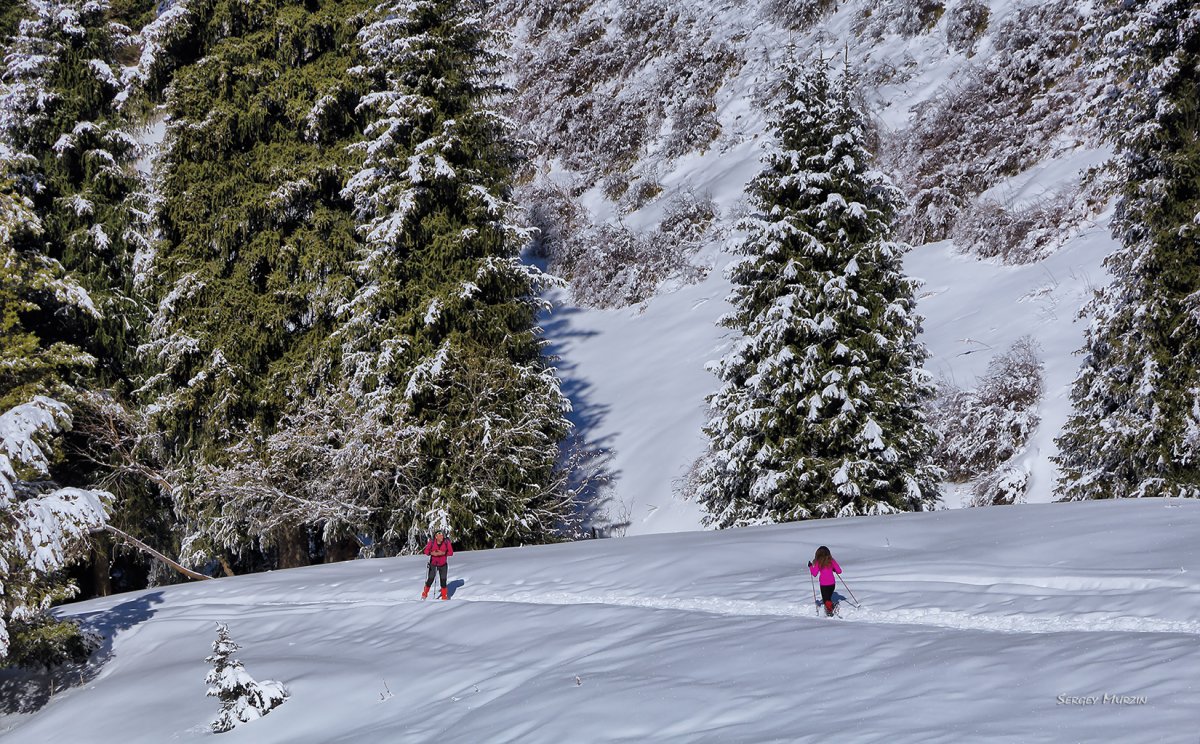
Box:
[495,0,740,188]
[517,0,593,33]
[951,185,1089,264]
[891,0,1090,244]
[862,52,920,87]
[662,74,723,158]
[566,223,684,308]
[763,0,837,31]
[855,0,946,40]
[618,165,664,213]
[970,464,1030,507]
[1,397,111,666]
[945,0,989,55]
[933,338,1044,483]
[523,180,586,260]
[658,188,718,247]
[524,185,715,309]
[205,622,287,733]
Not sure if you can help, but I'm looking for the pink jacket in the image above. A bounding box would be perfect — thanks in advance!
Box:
[810,558,841,586]
[424,539,453,567]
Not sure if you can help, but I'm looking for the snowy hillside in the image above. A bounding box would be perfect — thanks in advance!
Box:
[515,0,1114,532]
[2,498,1198,742]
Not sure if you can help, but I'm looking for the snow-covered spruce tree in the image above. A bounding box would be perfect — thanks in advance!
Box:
[337,0,574,551]
[205,622,286,733]
[0,0,152,387]
[1,0,168,596]
[1,396,111,668]
[138,1,376,568]
[699,58,940,527]
[0,180,96,413]
[1,183,109,666]
[1054,0,1200,500]
[143,0,572,566]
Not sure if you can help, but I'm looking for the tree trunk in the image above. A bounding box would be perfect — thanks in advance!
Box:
[276,527,310,569]
[90,535,112,597]
[324,535,360,563]
[99,525,213,581]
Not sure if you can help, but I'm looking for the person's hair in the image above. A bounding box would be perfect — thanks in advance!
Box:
[814,545,833,568]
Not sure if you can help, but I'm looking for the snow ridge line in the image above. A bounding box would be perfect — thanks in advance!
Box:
[458,591,1200,636]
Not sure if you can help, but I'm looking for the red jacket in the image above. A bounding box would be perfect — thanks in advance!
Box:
[424,538,453,566]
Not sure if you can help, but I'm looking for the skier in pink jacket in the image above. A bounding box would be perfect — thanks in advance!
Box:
[809,545,841,616]
[421,530,454,600]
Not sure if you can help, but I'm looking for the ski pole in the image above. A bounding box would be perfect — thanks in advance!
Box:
[837,574,861,608]
[809,571,819,616]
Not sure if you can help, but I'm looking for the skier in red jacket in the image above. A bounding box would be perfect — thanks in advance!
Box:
[809,545,841,616]
[421,530,454,600]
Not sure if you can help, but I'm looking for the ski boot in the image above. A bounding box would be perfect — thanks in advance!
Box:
[824,600,834,617]
[441,587,449,600]
[421,586,430,600]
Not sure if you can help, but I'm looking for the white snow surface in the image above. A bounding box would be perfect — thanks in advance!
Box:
[1,498,1197,742]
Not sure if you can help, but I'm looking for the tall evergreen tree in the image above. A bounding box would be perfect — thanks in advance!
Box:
[1055,1,1200,500]
[0,0,150,387]
[1,0,157,596]
[143,0,573,567]
[137,0,374,568]
[698,58,939,527]
[1,178,113,661]
[335,0,573,550]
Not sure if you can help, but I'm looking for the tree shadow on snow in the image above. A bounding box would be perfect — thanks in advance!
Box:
[447,579,465,598]
[0,591,164,715]
[539,303,624,537]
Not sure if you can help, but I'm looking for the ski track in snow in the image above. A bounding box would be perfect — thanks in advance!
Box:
[161,590,1200,637]
[459,592,1200,636]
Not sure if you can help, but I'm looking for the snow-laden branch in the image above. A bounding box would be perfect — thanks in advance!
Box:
[1,396,113,661]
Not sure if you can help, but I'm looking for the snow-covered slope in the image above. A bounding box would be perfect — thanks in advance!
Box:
[1,498,1197,742]
[531,0,1111,532]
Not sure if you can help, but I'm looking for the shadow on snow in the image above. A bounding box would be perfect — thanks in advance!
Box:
[539,301,625,537]
[0,591,164,715]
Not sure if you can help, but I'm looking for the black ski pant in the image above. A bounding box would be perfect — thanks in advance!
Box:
[425,563,448,589]
[820,583,835,605]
